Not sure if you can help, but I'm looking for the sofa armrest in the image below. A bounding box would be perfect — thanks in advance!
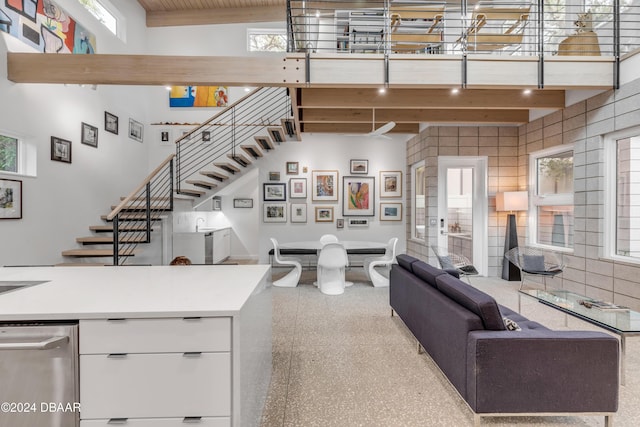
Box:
[467,329,619,414]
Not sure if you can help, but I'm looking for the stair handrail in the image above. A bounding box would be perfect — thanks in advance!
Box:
[107,154,175,221]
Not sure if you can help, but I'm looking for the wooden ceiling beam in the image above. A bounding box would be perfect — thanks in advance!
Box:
[301,123,419,134]
[300,108,530,124]
[145,6,285,27]
[300,88,565,110]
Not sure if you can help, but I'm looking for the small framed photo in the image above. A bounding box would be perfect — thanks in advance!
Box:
[129,118,144,142]
[202,130,211,142]
[350,159,368,174]
[269,172,281,181]
[380,202,403,221]
[159,128,172,146]
[348,218,369,227]
[81,122,98,148]
[264,203,287,223]
[234,198,253,208]
[51,136,72,163]
[0,178,22,219]
[336,218,344,229]
[315,206,334,223]
[380,170,403,198]
[343,176,375,216]
[289,178,307,199]
[104,111,118,135]
[291,203,307,223]
[263,183,286,201]
[286,161,299,175]
[312,170,339,201]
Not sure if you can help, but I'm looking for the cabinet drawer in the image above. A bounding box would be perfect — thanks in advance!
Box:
[81,417,230,427]
[80,317,230,354]
[80,353,231,419]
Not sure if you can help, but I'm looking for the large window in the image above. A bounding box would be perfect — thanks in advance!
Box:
[0,134,18,174]
[248,29,287,52]
[412,161,426,240]
[530,146,574,249]
[607,128,640,261]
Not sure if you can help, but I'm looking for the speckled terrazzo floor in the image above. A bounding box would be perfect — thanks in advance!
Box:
[260,268,640,427]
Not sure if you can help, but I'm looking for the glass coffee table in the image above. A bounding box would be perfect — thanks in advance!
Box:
[519,288,640,385]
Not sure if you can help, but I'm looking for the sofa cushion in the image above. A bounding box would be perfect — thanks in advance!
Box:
[435,274,506,331]
[412,261,446,288]
[396,254,420,273]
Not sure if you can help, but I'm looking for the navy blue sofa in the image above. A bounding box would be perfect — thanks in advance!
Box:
[390,254,619,426]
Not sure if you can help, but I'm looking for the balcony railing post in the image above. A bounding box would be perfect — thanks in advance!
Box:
[146,182,151,243]
[113,214,119,266]
[538,0,544,89]
[169,158,174,212]
[175,140,181,194]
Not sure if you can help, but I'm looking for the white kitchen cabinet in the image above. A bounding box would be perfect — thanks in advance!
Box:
[81,417,229,427]
[212,228,231,264]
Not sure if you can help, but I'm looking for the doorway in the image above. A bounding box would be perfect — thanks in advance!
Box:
[437,157,488,276]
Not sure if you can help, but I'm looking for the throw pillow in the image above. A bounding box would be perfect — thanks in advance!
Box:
[522,254,545,272]
[503,317,522,331]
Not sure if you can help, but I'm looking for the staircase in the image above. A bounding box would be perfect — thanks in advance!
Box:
[60,87,300,265]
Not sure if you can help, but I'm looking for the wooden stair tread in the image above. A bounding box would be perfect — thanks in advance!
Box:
[176,188,205,197]
[214,162,241,173]
[200,171,229,181]
[267,126,286,143]
[119,196,170,202]
[254,135,274,151]
[90,225,152,232]
[241,144,263,158]
[185,180,217,190]
[227,153,251,167]
[77,236,147,244]
[110,204,170,211]
[62,249,137,257]
[101,213,163,221]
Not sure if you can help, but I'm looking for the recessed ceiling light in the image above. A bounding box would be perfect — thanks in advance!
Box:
[523,89,532,95]
[451,88,459,94]
[244,87,251,92]
[379,88,386,94]
[165,86,172,91]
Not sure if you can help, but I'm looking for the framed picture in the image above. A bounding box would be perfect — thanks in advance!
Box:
[81,122,98,148]
[264,203,287,223]
[158,128,173,146]
[0,178,22,219]
[269,172,280,181]
[129,118,144,142]
[291,203,307,223]
[233,198,253,208]
[343,176,375,216]
[289,178,307,199]
[104,111,118,135]
[202,130,211,142]
[350,159,368,174]
[315,206,334,223]
[336,218,344,229]
[348,218,369,227]
[286,161,299,175]
[380,170,403,198]
[380,202,403,221]
[312,170,339,201]
[263,183,286,201]
[51,137,72,163]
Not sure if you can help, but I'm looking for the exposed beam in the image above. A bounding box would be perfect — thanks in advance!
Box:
[300,108,530,124]
[301,123,420,134]
[300,88,565,109]
[145,6,285,27]
[7,53,304,86]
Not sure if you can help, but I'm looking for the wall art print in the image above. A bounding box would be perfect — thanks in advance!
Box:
[0,178,22,219]
[0,0,96,54]
[169,86,228,108]
[343,176,374,217]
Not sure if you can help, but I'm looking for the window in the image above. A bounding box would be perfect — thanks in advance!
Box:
[248,29,287,52]
[606,127,640,261]
[0,134,18,173]
[412,161,426,240]
[77,0,123,39]
[530,146,574,249]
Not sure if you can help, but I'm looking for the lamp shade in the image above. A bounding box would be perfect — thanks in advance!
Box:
[496,191,528,212]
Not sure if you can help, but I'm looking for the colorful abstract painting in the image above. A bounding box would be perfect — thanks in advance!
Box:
[0,0,96,54]
[169,86,229,108]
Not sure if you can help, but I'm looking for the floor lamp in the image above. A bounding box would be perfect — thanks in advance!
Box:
[496,191,529,281]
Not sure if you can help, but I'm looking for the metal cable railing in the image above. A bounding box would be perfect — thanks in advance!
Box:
[175,87,292,195]
[287,0,639,57]
[106,155,174,265]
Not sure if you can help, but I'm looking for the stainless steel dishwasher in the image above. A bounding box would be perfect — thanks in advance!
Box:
[0,322,79,427]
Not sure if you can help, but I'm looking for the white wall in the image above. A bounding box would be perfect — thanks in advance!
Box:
[0,0,151,266]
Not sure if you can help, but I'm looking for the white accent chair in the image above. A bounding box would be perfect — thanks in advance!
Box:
[317,243,349,295]
[270,238,302,288]
[319,234,339,245]
[363,237,398,287]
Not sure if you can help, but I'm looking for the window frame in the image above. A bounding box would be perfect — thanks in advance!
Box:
[0,129,36,178]
[77,0,126,41]
[604,126,640,264]
[528,144,575,252]
[0,133,19,175]
[411,160,426,242]
[247,28,288,53]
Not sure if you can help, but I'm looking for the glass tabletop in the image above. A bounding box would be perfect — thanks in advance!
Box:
[520,288,640,334]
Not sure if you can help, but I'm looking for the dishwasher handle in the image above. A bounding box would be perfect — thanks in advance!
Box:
[0,335,68,350]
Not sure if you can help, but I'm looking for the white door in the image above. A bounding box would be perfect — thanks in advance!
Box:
[437,157,488,276]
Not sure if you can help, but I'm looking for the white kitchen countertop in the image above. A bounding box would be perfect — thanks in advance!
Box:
[0,265,270,321]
